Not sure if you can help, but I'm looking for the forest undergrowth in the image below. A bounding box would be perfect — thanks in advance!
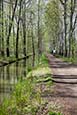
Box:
[0,54,63,115]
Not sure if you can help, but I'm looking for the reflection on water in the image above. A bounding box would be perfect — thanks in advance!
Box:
[0,57,32,103]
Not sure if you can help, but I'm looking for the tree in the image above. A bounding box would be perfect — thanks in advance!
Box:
[59,0,77,57]
[45,0,61,54]
[16,0,22,58]
[6,0,18,57]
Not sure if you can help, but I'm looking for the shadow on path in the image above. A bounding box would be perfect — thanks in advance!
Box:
[47,54,77,115]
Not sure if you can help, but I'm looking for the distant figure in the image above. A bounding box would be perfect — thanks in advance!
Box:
[53,49,56,55]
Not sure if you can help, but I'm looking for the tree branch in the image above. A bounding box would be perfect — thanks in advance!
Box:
[59,0,64,5]
[0,54,33,67]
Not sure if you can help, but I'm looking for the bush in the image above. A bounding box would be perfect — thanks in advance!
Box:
[40,54,48,65]
[0,78,41,115]
[49,111,63,115]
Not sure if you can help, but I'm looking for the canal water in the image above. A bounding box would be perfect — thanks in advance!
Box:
[0,57,32,103]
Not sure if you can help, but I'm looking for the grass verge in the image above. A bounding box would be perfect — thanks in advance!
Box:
[0,54,63,115]
[55,54,77,63]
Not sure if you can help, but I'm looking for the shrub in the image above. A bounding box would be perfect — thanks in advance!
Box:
[0,78,41,115]
[49,111,63,115]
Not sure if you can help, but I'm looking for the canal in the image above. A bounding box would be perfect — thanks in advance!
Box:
[0,57,32,103]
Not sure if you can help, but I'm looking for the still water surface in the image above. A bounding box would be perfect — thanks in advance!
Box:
[0,58,32,103]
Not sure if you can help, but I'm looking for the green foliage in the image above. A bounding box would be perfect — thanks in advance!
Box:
[0,78,41,115]
[62,56,77,63]
[55,54,77,63]
[0,54,62,115]
[37,76,52,83]
[27,66,33,72]
[45,0,61,42]
[49,111,63,115]
[27,54,51,79]
[40,53,49,65]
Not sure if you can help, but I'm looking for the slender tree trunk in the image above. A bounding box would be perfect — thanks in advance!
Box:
[23,2,26,56]
[16,0,22,58]
[13,26,15,55]
[31,20,35,67]
[64,0,67,57]
[6,0,18,57]
[1,0,5,56]
[61,32,64,56]
[38,0,41,61]
[69,0,73,57]
[0,0,2,56]
[22,0,27,76]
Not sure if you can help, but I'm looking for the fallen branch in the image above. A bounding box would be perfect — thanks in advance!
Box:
[0,54,33,67]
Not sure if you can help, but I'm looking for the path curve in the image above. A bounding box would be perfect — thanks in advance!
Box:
[47,54,77,115]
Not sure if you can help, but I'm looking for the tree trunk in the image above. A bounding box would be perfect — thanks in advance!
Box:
[22,0,27,76]
[1,0,5,56]
[0,0,2,56]
[64,0,67,57]
[31,21,35,67]
[38,0,41,61]
[16,0,22,58]
[6,0,18,57]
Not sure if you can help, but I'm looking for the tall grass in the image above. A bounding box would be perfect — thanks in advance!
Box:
[0,78,41,115]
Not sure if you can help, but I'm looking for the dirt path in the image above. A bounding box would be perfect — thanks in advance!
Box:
[47,54,77,115]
